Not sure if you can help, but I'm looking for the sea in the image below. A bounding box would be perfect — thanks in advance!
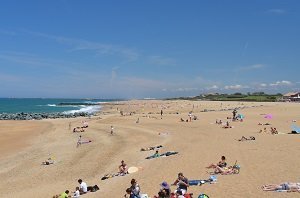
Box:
[0,98,119,114]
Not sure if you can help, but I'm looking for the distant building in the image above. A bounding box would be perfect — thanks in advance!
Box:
[282,92,300,102]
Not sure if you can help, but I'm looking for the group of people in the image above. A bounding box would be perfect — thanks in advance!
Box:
[125,173,190,198]
[259,126,278,135]
[206,156,240,175]
[55,179,99,198]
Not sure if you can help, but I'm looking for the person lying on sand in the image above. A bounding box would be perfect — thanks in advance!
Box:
[238,136,255,141]
[42,157,54,165]
[212,165,240,175]
[73,127,85,133]
[262,182,300,192]
[258,123,271,126]
[206,156,227,169]
[222,125,232,129]
[141,145,163,151]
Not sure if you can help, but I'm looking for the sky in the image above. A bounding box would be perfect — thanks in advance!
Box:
[0,0,299,99]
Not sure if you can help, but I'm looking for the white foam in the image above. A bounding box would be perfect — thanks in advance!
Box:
[63,105,101,114]
[47,104,57,107]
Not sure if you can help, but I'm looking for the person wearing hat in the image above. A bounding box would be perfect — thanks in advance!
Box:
[158,181,170,198]
[172,173,189,195]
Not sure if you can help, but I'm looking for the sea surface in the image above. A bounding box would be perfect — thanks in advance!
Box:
[0,98,119,114]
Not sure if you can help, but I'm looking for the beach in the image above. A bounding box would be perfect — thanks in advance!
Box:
[0,100,300,198]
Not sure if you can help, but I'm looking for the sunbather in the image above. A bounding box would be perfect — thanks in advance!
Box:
[119,160,128,175]
[212,165,240,175]
[153,150,160,158]
[42,157,54,165]
[238,136,255,141]
[206,156,227,169]
[262,182,300,192]
[141,145,163,151]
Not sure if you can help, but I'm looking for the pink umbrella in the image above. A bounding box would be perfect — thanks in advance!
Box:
[264,114,273,119]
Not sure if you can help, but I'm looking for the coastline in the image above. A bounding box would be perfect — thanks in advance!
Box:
[0,100,300,197]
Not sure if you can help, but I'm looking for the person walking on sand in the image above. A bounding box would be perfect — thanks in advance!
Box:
[77,135,82,147]
[188,112,192,122]
[111,125,114,135]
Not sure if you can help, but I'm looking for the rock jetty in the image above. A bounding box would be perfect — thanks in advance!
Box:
[0,112,92,120]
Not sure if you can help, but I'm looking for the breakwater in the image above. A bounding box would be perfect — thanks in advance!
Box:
[0,112,92,120]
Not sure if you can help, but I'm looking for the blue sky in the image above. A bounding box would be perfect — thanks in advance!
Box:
[0,0,299,98]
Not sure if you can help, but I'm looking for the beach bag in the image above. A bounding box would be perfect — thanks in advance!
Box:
[140,194,149,198]
[88,185,99,192]
[198,194,209,198]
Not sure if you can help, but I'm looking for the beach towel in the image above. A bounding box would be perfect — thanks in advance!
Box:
[145,151,178,159]
[189,176,217,186]
[127,166,140,174]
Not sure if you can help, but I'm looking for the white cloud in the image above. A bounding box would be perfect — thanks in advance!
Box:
[173,88,198,92]
[206,85,219,90]
[236,64,265,71]
[224,85,248,90]
[259,83,267,87]
[0,29,16,36]
[269,80,292,86]
[266,9,286,14]
[148,56,176,66]
[23,30,140,61]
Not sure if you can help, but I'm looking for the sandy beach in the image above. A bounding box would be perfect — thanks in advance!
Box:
[0,100,300,198]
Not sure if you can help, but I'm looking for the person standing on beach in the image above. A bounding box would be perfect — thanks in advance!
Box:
[77,135,82,147]
[161,109,163,119]
[111,125,114,135]
[188,112,192,122]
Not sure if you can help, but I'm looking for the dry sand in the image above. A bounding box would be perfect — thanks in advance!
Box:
[0,100,300,198]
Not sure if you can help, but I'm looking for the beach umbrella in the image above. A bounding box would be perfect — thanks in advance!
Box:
[264,114,273,119]
[238,114,244,119]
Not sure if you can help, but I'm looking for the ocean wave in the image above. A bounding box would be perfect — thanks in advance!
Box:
[63,105,101,114]
[47,104,57,107]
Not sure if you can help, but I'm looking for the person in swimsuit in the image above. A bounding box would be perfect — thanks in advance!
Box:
[262,182,300,192]
[206,156,227,169]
